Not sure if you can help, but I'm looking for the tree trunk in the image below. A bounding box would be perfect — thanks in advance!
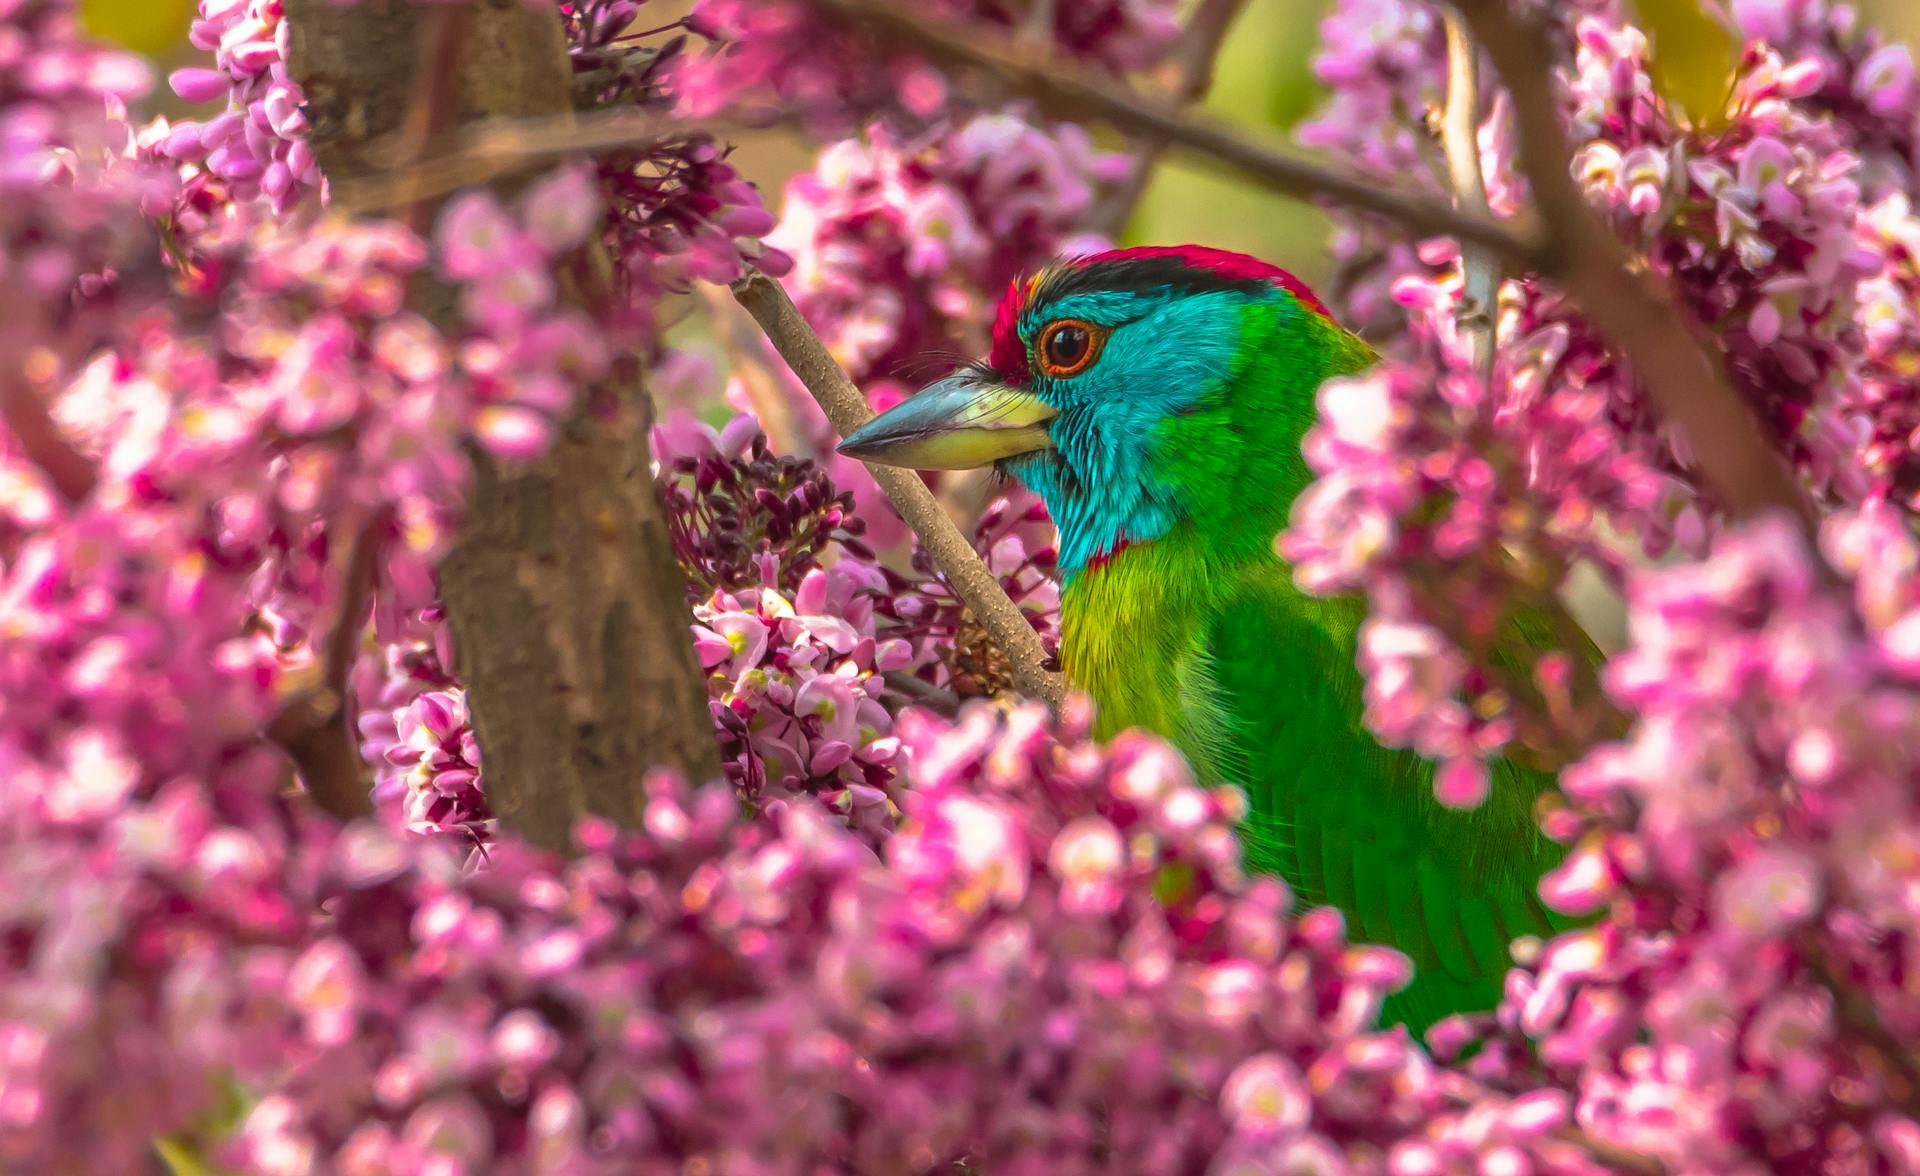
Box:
[284,0,723,852]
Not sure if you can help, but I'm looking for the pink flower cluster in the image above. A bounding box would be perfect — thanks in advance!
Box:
[1446,509,1920,1170]
[0,329,316,1174]
[0,779,324,1171]
[771,111,1124,391]
[562,0,791,317]
[693,560,909,842]
[1291,0,1920,787]
[221,701,1614,1175]
[0,0,169,376]
[159,0,317,216]
[1296,0,1451,339]
[352,614,491,848]
[673,0,1181,132]
[1563,22,1887,510]
[1282,274,1675,799]
[661,414,1057,840]
[0,71,618,1156]
[0,48,324,1158]
[188,169,612,657]
[658,410,875,601]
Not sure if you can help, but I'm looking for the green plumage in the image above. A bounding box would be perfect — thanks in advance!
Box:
[1052,295,1571,1034]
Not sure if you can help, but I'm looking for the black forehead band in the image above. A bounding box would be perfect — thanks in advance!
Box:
[1031,257,1272,306]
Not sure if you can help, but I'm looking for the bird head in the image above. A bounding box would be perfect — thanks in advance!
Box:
[838,245,1373,578]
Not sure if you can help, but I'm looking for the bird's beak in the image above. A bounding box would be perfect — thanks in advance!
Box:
[836,373,1057,470]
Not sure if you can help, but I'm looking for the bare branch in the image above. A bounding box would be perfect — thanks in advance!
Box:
[1439,10,1500,376]
[807,0,1544,266]
[1086,0,1247,236]
[732,273,1068,711]
[1445,0,1815,530]
[695,282,815,456]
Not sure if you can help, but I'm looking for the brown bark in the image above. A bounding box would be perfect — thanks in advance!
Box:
[284,0,723,852]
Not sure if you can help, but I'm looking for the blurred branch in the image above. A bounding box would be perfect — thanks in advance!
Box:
[266,511,384,821]
[695,283,814,456]
[392,3,476,232]
[884,670,965,713]
[808,0,1544,265]
[733,274,1069,711]
[1,371,95,504]
[331,107,691,213]
[1549,1127,1667,1176]
[1805,942,1920,1115]
[1445,0,1815,530]
[1439,10,1500,377]
[1086,0,1247,237]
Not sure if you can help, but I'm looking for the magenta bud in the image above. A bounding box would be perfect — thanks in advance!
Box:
[169,67,229,104]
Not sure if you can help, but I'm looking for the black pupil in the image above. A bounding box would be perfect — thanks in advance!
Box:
[1045,324,1089,369]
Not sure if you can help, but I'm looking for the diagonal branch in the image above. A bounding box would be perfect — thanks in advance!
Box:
[806,0,1543,266]
[1086,0,1248,237]
[732,274,1068,710]
[1444,0,1814,531]
[330,107,734,214]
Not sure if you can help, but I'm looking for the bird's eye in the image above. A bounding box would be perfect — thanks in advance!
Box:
[1035,319,1105,378]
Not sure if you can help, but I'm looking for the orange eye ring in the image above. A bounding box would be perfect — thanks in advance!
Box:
[1034,318,1106,379]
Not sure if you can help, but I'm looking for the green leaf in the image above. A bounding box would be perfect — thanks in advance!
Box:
[1628,0,1740,130]
[78,0,196,55]
[154,1136,229,1176]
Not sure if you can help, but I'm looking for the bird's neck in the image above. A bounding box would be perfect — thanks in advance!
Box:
[1055,526,1239,755]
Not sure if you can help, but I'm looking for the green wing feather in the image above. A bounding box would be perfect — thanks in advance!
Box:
[1205,572,1576,1034]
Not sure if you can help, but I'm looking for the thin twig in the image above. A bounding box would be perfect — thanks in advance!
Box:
[1445,0,1814,531]
[1085,0,1247,236]
[808,0,1543,265]
[1,372,96,504]
[266,511,386,821]
[732,274,1068,710]
[883,670,965,712]
[1439,10,1500,378]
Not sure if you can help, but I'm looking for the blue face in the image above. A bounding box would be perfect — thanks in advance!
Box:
[837,248,1335,579]
[1005,285,1257,576]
